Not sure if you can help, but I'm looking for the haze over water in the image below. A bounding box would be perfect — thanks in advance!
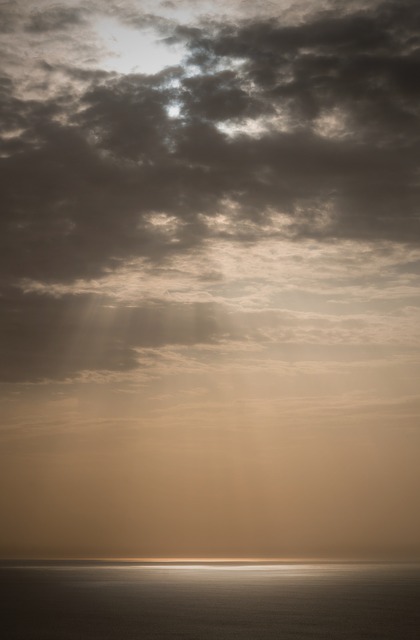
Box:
[2,562,420,639]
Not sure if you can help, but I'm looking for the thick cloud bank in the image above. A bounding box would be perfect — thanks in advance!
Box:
[1,0,420,381]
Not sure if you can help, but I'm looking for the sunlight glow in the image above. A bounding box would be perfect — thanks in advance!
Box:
[95,18,185,75]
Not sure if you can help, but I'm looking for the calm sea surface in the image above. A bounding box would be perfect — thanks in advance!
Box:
[1,562,420,638]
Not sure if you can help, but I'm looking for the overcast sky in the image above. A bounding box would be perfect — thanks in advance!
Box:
[1,0,420,559]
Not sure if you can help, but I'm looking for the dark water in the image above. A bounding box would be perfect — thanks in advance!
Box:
[1,563,420,638]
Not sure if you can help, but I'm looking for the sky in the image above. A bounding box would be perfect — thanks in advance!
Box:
[1,0,420,560]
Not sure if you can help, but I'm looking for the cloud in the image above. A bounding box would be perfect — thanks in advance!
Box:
[1,0,420,382]
[2,2,420,281]
[0,283,232,382]
[25,5,89,33]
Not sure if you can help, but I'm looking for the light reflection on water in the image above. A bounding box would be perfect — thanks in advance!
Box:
[2,562,420,639]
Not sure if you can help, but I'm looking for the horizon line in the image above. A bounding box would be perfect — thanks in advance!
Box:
[2,556,420,564]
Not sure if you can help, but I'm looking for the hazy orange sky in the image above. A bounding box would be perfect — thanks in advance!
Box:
[1,0,420,559]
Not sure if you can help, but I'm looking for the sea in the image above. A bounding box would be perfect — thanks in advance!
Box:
[1,562,420,638]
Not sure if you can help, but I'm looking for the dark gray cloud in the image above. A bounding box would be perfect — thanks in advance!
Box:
[181,70,270,122]
[0,286,228,382]
[184,1,420,140]
[0,0,22,33]
[25,5,89,32]
[1,0,420,380]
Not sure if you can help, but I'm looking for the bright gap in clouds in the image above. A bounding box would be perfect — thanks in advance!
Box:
[95,18,185,75]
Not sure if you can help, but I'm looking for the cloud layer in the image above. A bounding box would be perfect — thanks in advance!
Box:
[1,0,420,382]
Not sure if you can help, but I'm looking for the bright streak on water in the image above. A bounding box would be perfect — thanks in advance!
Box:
[2,562,420,638]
